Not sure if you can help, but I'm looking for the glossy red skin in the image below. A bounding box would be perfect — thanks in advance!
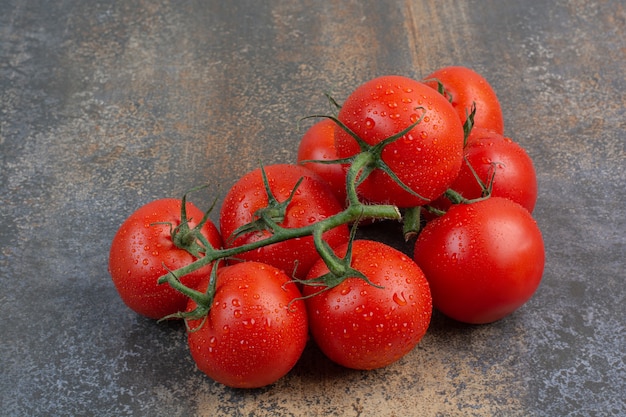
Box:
[432,127,538,213]
[413,197,545,324]
[109,199,222,319]
[423,66,504,134]
[297,118,347,205]
[186,262,308,388]
[219,164,349,279]
[335,75,464,208]
[303,240,432,370]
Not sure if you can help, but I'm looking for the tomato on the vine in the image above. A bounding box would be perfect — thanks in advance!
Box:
[109,198,222,319]
[220,164,349,278]
[423,66,504,134]
[431,127,538,213]
[186,262,308,388]
[413,197,544,324]
[303,240,432,370]
[334,75,464,208]
[297,118,347,205]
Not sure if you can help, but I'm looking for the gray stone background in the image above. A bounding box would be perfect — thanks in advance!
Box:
[1,0,624,416]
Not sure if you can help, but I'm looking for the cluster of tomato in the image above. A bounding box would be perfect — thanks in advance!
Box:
[109,66,544,389]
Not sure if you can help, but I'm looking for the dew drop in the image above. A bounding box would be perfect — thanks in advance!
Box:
[365,118,375,129]
[393,292,408,306]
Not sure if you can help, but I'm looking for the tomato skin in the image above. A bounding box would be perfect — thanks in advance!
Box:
[432,127,538,213]
[335,75,464,208]
[186,262,308,388]
[219,164,349,278]
[303,240,432,370]
[297,118,347,205]
[413,197,544,324]
[109,199,222,319]
[423,66,504,134]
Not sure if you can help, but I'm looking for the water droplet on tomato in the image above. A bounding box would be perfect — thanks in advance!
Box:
[233,310,242,318]
[393,292,407,306]
[232,298,240,307]
[365,117,375,129]
[142,259,149,265]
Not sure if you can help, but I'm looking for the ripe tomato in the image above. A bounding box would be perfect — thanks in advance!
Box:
[219,164,349,278]
[423,66,504,134]
[303,240,432,370]
[109,198,222,319]
[413,197,545,324]
[335,75,464,207]
[186,262,308,388]
[297,118,347,205]
[431,127,538,213]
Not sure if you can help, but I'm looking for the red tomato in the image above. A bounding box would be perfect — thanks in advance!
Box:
[303,240,432,370]
[335,75,464,207]
[219,164,349,278]
[109,198,222,319]
[413,197,545,324]
[297,118,347,205]
[432,127,538,213]
[423,66,504,134]
[186,262,308,388]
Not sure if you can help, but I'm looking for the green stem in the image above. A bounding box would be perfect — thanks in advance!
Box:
[157,163,400,288]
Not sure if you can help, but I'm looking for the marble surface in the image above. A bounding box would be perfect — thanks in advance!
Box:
[1,0,624,416]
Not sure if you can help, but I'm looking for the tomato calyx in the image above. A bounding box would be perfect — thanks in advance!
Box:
[226,166,305,244]
[462,103,477,147]
[303,109,431,205]
[422,77,452,102]
[288,225,383,304]
[158,261,220,326]
[151,186,218,259]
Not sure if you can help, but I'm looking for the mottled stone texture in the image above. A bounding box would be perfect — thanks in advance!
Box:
[1,0,624,416]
